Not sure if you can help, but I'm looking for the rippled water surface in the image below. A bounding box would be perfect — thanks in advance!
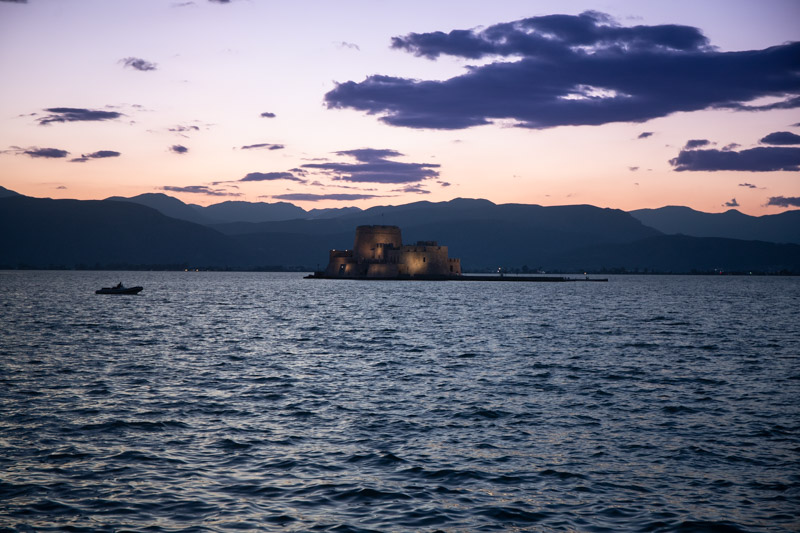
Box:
[1,271,799,532]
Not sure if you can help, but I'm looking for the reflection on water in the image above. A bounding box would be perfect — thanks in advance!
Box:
[1,271,798,531]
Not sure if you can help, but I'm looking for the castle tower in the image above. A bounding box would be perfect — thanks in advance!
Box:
[353,225,402,261]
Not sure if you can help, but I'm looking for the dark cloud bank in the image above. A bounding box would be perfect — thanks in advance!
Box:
[324,11,800,130]
[301,148,439,184]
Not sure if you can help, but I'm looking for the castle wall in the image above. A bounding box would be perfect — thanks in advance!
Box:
[325,250,355,277]
[366,263,400,278]
[390,244,456,277]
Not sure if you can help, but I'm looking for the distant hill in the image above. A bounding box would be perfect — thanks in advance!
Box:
[630,206,800,244]
[0,196,254,269]
[105,193,213,225]
[0,185,22,198]
[307,206,362,219]
[201,200,306,223]
[106,194,363,224]
[549,235,800,273]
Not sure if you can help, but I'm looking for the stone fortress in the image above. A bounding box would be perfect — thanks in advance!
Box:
[322,225,462,279]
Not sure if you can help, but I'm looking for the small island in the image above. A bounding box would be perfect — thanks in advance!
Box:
[306,225,606,282]
[309,225,461,279]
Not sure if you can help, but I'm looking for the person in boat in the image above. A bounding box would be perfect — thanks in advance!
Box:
[115,282,123,289]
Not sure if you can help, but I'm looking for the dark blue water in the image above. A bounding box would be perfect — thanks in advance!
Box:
[1,271,798,532]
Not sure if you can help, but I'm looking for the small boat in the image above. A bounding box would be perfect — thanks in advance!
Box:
[95,283,143,295]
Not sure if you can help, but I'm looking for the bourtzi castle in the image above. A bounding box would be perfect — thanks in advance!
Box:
[321,225,462,279]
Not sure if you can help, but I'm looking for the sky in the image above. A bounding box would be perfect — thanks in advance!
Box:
[1,0,799,215]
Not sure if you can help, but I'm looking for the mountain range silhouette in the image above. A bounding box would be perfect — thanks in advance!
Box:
[2,187,798,273]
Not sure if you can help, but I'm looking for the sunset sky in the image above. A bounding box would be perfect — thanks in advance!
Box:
[1,0,798,215]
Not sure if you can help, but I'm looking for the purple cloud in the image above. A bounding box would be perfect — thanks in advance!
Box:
[162,185,239,196]
[240,143,284,150]
[120,57,157,71]
[394,184,431,194]
[70,150,121,163]
[723,198,739,207]
[760,131,800,145]
[325,12,800,130]
[392,11,711,59]
[87,150,120,158]
[240,171,304,183]
[272,193,383,202]
[684,139,710,149]
[169,125,200,135]
[716,96,800,112]
[739,183,758,189]
[260,111,276,118]
[170,145,189,154]
[37,107,123,126]
[23,147,69,158]
[301,148,439,183]
[670,147,800,172]
[638,132,654,139]
[766,196,800,208]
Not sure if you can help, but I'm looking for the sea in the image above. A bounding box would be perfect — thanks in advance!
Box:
[1,271,798,532]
